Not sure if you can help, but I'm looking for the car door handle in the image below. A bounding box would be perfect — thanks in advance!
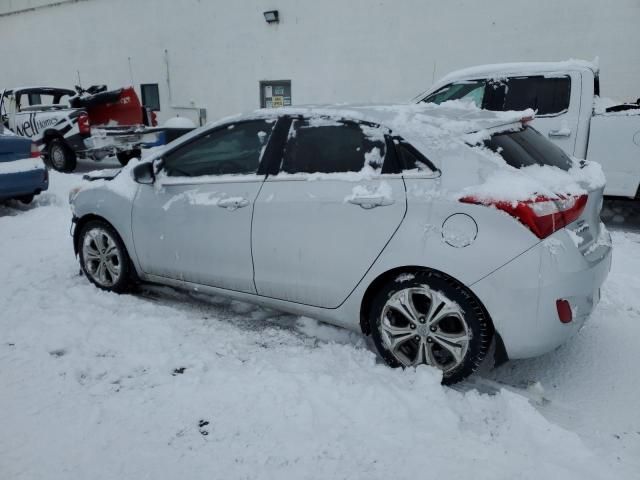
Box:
[347,195,394,209]
[548,129,571,138]
[217,197,250,210]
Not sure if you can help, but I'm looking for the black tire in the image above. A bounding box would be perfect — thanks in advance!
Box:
[78,219,133,293]
[368,270,492,385]
[116,148,142,166]
[18,195,34,204]
[47,138,77,172]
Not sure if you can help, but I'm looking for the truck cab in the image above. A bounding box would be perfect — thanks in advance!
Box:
[416,60,640,198]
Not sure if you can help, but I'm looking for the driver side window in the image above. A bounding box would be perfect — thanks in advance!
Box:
[164,120,274,177]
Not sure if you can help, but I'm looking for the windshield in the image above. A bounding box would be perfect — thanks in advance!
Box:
[422,81,485,107]
[485,126,573,171]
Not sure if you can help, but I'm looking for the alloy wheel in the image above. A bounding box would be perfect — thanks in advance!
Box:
[82,227,123,287]
[380,286,470,371]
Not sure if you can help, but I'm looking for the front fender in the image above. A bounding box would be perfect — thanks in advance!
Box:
[71,171,140,271]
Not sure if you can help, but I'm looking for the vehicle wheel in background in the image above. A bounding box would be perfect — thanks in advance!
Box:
[78,220,132,293]
[368,270,492,384]
[47,138,77,172]
[117,149,142,166]
[18,195,34,204]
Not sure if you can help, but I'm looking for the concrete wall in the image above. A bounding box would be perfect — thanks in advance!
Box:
[1,0,639,124]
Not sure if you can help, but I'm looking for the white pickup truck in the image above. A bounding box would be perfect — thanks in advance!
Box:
[415,60,640,198]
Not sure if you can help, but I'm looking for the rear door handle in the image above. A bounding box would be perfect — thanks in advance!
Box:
[548,129,571,138]
[217,197,250,210]
[348,195,394,209]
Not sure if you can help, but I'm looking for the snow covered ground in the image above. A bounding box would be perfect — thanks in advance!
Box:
[1,169,639,479]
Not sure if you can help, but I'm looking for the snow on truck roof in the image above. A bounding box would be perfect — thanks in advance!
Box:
[437,59,598,85]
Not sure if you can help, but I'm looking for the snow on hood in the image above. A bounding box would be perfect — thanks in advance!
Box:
[70,158,140,208]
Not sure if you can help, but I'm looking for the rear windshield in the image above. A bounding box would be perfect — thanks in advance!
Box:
[484,126,573,171]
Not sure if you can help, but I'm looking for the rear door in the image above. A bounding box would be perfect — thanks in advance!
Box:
[252,117,407,308]
[498,74,580,156]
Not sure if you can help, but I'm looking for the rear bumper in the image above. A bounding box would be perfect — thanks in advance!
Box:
[0,167,49,201]
[471,227,612,360]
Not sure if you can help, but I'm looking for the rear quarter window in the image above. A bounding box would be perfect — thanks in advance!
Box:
[484,126,573,171]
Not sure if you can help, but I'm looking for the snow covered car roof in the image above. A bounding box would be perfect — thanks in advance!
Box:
[212,102,535,147]
[436,59,598,85]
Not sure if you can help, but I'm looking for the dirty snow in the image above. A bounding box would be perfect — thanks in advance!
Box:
[0,171,639,479]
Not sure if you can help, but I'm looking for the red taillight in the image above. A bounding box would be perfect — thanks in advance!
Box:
[30,142,40,158]
[151,110,158,127]
[556,299,573,323]
[78,113,91,135]
[460,194,588,239]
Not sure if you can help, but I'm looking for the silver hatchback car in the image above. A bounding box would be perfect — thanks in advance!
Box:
[70,104,612,383]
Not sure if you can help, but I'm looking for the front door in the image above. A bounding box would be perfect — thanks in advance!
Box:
[252,117,407,308]
[131,119,276,292]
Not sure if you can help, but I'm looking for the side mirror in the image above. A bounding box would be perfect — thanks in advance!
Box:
[132,162,155,184]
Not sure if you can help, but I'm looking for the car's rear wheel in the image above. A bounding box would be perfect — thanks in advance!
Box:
[47,138,76,172]
[368,270,492,384]
[78,220,132,293]
[18,195,34,204]
[116,148,141,166]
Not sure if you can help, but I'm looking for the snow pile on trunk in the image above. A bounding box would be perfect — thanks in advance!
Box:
[0,171,634,479]
[457,159,605,203]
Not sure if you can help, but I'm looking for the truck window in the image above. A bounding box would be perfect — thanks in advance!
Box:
[503,76,571,116]
[484,126,573,171]
[422,80,485,107]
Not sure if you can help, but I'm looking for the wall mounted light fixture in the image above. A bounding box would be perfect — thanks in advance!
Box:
[263,10,279,24]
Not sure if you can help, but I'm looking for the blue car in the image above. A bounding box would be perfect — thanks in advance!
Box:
[0,127,48,204]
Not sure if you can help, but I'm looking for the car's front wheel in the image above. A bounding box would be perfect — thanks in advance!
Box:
[78,220,132,293]
[368,270,492,384]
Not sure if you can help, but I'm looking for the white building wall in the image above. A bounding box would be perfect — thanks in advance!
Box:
[1,0,639,125]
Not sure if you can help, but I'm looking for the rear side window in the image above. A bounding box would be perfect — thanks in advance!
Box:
[484,126,573,171]
[503,76,570,115]
[422,80,485,108]
[281,119,386,174]
[395,141,437,172]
